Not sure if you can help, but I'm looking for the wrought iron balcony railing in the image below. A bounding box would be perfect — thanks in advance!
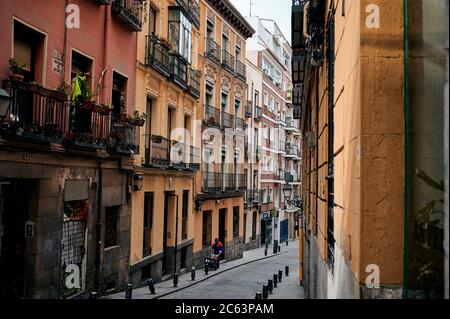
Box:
[188,0,200,28]
[143,134,199,171]
[235,117,246,131]
[205,38,221,64]
[1,80,70,143]
[170,54,188,90]
[204,105,220,127]
[109,121,139,155]
[112,0,143,32]
[145,35,171,78]
[187,68,201,99]
[254,105,262,121]
[221,50,235,74]
[221,111,234,129]
[202,172,247,193]
[235,59,246,81]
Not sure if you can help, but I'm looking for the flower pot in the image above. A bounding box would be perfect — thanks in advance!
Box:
[9,74,24,82]
[92,104,111,115]
[129,119,145,126]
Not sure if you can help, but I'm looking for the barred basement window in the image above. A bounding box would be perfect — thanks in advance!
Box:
[105,206,119,248]
[233,206,240,238]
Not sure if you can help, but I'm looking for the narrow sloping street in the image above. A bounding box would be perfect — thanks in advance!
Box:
[104,240,303,300]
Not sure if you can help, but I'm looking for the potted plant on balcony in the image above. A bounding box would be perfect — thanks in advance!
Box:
[71,72,93,110]
[8,58,26,82]
[128,111,146,126]
[92,103,112,115]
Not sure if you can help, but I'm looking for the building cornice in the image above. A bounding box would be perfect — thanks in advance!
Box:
[206,0,255,39]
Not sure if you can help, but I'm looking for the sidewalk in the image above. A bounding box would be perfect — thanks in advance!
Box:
[103,242,296,299]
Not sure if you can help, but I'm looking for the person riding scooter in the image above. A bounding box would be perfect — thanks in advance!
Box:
[211,238,224,269]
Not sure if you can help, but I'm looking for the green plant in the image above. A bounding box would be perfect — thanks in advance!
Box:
[130,110,146,120]
[8,58,26,75]
[71,72,92,102]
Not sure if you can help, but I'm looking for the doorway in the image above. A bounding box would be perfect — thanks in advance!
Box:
[0,180,30,298]
[162,193,169,274]
[218,208,227,251]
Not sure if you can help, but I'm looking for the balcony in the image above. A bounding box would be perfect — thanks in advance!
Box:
[202,172,247,193]
[1,80,70,144]
[188,0,200,28]
[145,35,171,78]
[286,117,299,132]
[221,111,234,129]
[221,51,235,74]
[285,172,299,183]
[235,59,246,81]
[235,117,246,131]
[109,121,139,155]
[245,189,262,206]
[205,38,221,64]
[245,100,252,118]
[254,106,262,121]
[1,80,140,153]
[112,0,143,32]
[170,54,188,90]
[187,68,201,99]
[143,134,200,171]
[204,105,220,127]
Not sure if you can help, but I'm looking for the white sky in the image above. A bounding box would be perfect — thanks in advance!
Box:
[230,0,292,42]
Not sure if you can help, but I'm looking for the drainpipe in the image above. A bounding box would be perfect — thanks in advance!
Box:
[61,0,69,86]
[102,4,111,104]
[402,0,411,299]
[94,163,103,293]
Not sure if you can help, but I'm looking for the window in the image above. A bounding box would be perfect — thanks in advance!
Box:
[233,206,240,238]
[149,6,157,35]
[202,211,212,246]
[254,90,260,107]
[168,8,192,62]
[235,45,242,62]
[222,34,230,52]
[252,211,257,240]
[105,206,119,248]
[207,20,214,40]
[182,190,189,240]
[221,92,228,111]
[14,20,46,83]
[268,188,273,203]
[143,193,154,257]
[264,92,269,106]
[270,97,275,112]
[112,72,127,119]
[262,189,268,203]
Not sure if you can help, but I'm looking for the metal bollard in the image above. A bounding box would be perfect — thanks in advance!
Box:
[278,270,283,283]
[262,285,269,299]
[286,240,289,246]
[205,259,209,275]
[148,279,156,295]
[191,266,196,281]
[173,273,179,287]
[273,274,278,288]
[278,245,281,253]
[285,266,289,277]
[268,279,273,293]
[90,292,99,299]
[255,291,263,299]
[264,248,268,256]
[125,284,133,299]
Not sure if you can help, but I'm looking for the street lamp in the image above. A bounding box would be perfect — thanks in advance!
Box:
[0,88,12,121]
[282,184,293,206]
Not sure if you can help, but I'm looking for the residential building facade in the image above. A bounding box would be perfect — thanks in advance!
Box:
[193,0,254,268]
[292,0,449,299]
[129,0,202,285]
[245,16,300,252]
[0,0,142,298]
